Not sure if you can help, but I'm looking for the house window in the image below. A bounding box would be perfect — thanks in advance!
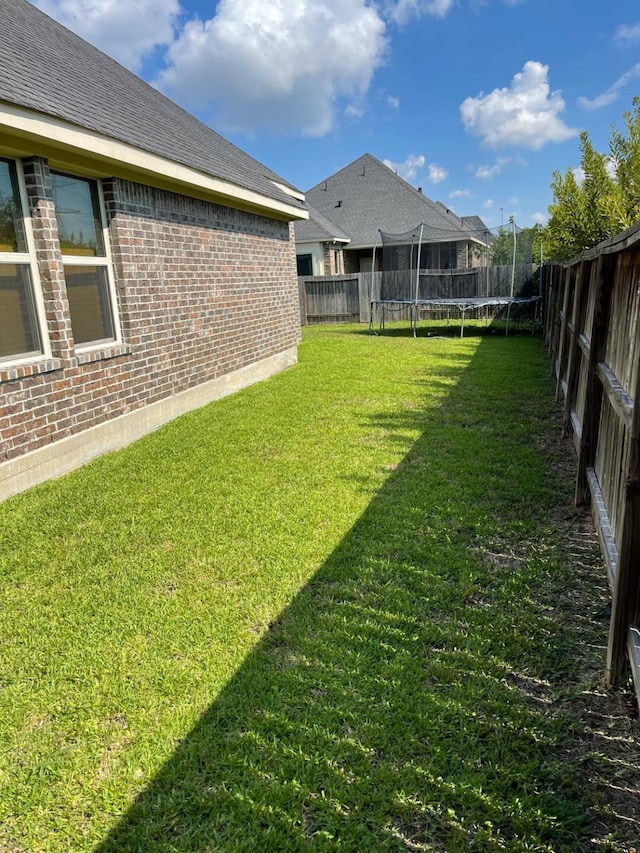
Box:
[297,253,313,276]
[419,245,433,269]
[439,242,458,269]
[0,157,44,362]
[51,172,118,348]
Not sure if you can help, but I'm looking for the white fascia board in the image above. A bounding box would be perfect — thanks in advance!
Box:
[0,102,308,221]
[270,178,305,203]
[296,235,350,245]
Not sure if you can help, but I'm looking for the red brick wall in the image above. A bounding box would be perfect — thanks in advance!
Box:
[0,161,300,464]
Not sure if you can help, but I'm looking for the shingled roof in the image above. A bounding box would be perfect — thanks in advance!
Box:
[305,154,487,248]
[0,0,305,216]
[294,204,351,245]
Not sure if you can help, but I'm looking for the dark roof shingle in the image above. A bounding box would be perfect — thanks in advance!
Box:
[305,153,487,247]
[294,204,351,243]
[0,0,304,211]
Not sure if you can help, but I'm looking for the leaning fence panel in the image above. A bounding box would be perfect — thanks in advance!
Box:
[544,221,640,708]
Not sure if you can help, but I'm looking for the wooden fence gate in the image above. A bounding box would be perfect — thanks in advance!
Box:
[544,222,640,706]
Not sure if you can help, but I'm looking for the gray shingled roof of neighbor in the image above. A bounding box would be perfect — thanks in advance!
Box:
[306,153,488,248]
[457,214,492,242]
[0,0,305,213]
[294,203,351,244]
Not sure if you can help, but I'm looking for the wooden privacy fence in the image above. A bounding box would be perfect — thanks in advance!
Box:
[299,266,535,325]
[544,221,640,706]
[298,275,368,325]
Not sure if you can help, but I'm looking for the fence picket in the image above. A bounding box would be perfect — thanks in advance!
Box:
[545,221,640,703]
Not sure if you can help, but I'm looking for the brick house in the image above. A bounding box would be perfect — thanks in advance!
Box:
[0,0,307,500]
[295,205,351,276]
[295,154,488,275]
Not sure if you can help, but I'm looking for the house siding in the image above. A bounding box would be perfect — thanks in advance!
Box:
[0,161,300,497]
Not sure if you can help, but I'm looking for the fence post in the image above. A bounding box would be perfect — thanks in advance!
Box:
[607,355,640,687]
[549,265,562,363]
[575,253,615,506]
[547,265,564,378]
[562,261,587,436]
[554,266,573,401]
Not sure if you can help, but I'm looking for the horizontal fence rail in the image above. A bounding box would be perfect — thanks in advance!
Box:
[543,221,640,709]
[298,265,535,325]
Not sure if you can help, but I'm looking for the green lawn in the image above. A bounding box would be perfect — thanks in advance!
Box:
[0,324,634,851]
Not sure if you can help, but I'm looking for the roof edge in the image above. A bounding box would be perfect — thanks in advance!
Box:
[0,101,308,221]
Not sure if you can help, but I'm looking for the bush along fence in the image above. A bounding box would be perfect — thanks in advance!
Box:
[298,265,535,325]
[543,221,640,708]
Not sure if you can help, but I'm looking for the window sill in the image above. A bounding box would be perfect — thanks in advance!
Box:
[71,343,132,366]
[0,357,63,384]
[0,343,132,383]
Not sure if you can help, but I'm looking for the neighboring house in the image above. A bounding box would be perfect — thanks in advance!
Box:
[0,0,307,500]
[295,153,489,274]
[294,205,350,276]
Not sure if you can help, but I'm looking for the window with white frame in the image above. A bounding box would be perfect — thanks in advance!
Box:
[50,172,118,348]
[0,157,44,362]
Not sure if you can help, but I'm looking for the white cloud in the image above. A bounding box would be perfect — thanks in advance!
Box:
[578,63,640,111]
[345,104,366,118]
[383,154,425,180]
[460,61,577,149]
[382,155,447,184]
[449,189,471,199]
[483,198,494,209]
[475,155,523,179]
[531,211,547,224]
[615,23,640,43]
[386,0,454,25]
[157,0,387,137]
[428,163,448,183]
[508,196,519,206]
[387,95,400,109]
[476,163,500,179]
[573,166,585,185]
[33,0,179,72]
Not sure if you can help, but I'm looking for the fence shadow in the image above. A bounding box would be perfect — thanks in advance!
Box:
[96,334,616,852]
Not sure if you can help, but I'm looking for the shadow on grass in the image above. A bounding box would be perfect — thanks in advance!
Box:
[96,334,605,852]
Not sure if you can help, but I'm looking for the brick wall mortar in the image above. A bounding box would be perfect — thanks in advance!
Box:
[22,157,75,360]
[1,172,300,463]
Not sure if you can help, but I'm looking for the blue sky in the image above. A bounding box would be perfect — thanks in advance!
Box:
[32,0,640,229]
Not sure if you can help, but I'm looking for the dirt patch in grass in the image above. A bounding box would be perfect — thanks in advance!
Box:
[525,412,639,851]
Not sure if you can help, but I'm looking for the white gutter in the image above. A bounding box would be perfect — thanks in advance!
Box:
[0,101,308,221]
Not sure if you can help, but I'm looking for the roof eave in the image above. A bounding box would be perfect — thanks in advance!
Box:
[0,101,308,222]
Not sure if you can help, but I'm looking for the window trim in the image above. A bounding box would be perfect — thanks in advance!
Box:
[51,171,121,353]
[0,157,50,368]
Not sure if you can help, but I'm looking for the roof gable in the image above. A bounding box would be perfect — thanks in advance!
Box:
[0,0,304,214]
[306,153,486,247]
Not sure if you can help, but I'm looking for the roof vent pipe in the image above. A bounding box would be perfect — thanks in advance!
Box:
[418,187,422,194]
